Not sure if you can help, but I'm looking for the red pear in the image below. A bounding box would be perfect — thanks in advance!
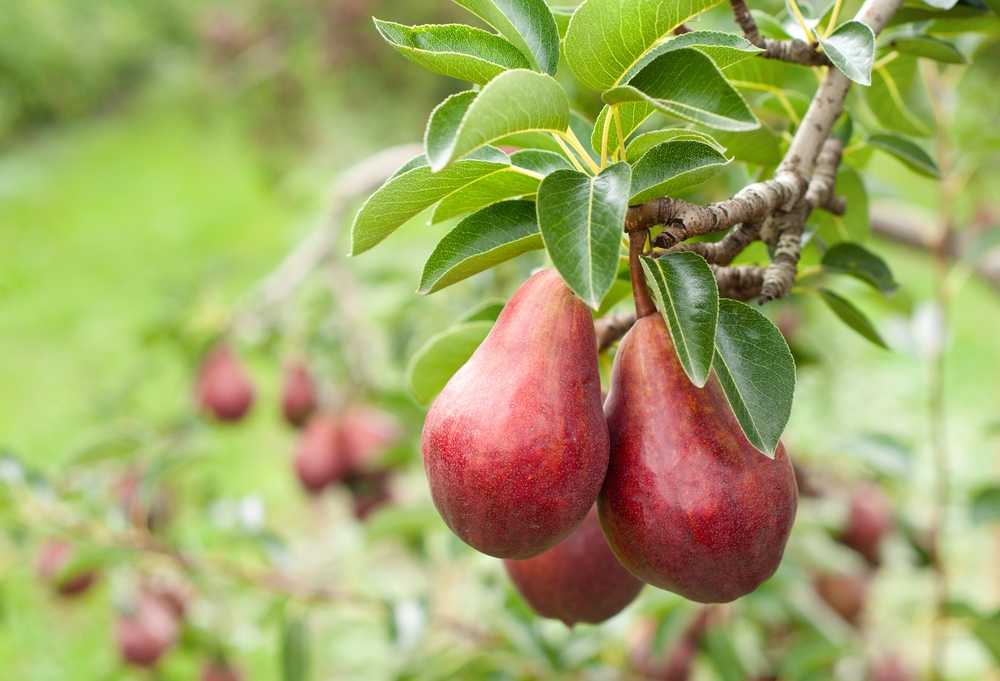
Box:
[504,506,643,626]
[197,346,255,422]
[599,314,797,603]
[202,661,243,681]
[340,405,403,474]
[422,269,609,559]
[295,414,348,493]
[115,591,180,667]
[814,572,866,625]
[839,485,893,566]
[36,539,97,596]
[281,361,318,427]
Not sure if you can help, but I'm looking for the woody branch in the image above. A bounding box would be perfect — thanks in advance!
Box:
[594,0,906,347]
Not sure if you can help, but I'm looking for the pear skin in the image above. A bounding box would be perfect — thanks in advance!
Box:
[504,506,643,626]
[599,314,797,603]
[422,269,610,559]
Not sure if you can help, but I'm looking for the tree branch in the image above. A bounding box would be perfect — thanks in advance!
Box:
[600,0,905,342]
[727,0,832,66]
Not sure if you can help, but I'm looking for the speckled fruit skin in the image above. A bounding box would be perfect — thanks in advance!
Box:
[599,314,798,603]
[197,346,255,422]
[504,506,643,626]
[422,269,610,559]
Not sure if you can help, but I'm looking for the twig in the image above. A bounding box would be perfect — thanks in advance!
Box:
[653,222,761,265]
[727,0,832,66]
[714,264,766,301]
[805,138,847,214]
[596,311,638,351]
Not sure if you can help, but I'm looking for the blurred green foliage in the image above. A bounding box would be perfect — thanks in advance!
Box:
[2,0,1000,680]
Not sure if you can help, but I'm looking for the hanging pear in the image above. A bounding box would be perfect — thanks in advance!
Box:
[422,269,609,559]
[504,506,643,626]
[600,312,797,603]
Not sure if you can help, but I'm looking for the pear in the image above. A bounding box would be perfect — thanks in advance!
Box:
[295,414,348,493]
[504,506,643,626]
[281,361,318,427]
[599,314,797,603]
[422,269,609,559]
[839,484,893,566]
[814,572,866,625]
[340,405,403,474]
[115,591,180,667]
[197,346,255,422]
[35,539,97,597]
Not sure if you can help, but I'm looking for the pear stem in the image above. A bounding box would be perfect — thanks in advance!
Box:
[628,231,656,319]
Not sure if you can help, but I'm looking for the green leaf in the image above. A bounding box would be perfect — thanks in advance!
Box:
[886,33,966,63]
[552,7,574,39]
[625,129,725,163]
[833,112,853,146]
[711,126,784,166]
[865,55,933,137]
[703,629,747,681]
[537,162,632,309]
[570,111,601,166]
[713,298,796,457]
[818,288,889,348]
[494,131,567,155]
[282,614,309,681]
[629,140,730,204]
[723,58,788,92]
[812,167,869,243]
[751,10,793,39]
[866,133,941,179]
[431,166,541,222]
[821,242,899,294]
[596,274,633,317]
[621,31,763,82]
[406,321,495,405]
[564,0,723,92]
[591,102,656,157]
[818,20,876,85]
[458,298,506,322]
[640,253,719,387]
[971,486,1000,525]
[419,200,543,293]
[972,614,1000,666]
[374,20,532,85]
[604,49,758,132]
[350,156,513,255]
[389,153,430,180]
[758,90,812,121]
[425,70,570,171]
[452,0,560,75]
[509,149,575,175]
